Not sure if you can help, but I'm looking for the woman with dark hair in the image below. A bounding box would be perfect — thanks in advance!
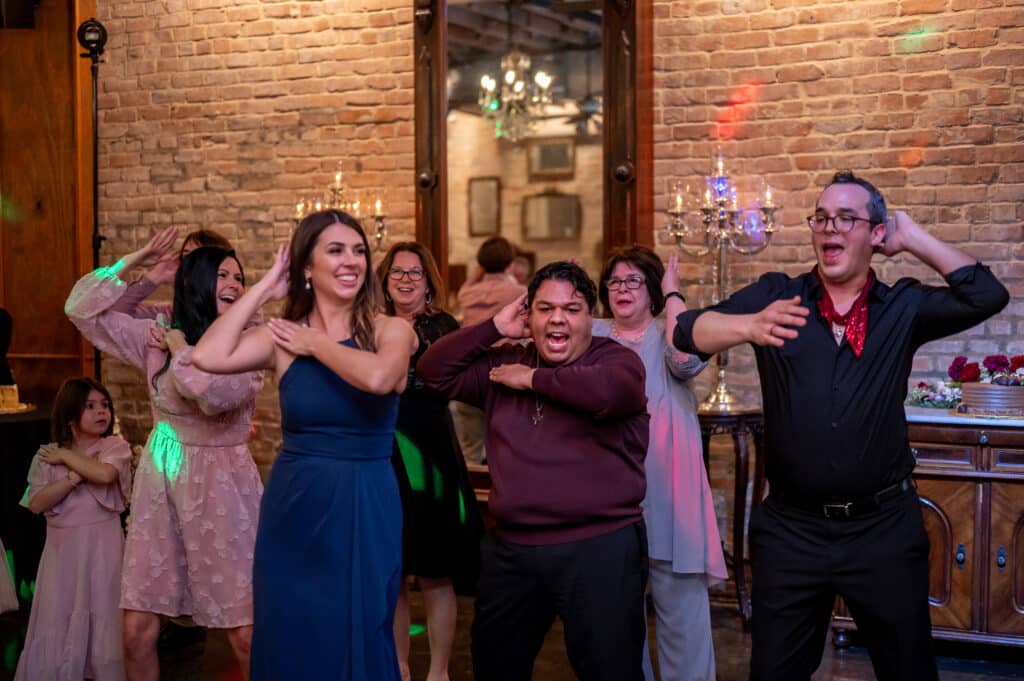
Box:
[110,227,234,321]
[376,242,482,681]
[65,228,263,681]
[192,210,417,680]
[593,246,724,681]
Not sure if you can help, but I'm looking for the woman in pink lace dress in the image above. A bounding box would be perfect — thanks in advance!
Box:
[65,228,263,681]
[16,377,132,681]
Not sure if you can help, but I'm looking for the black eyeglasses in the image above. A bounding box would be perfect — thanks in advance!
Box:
[806,214,874,233]
[388,267,425,281]
[605,275,645,291]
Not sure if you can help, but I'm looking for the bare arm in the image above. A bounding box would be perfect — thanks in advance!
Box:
[40,446,119,485]
[267,315,416,395]
[192,245,287,374]
[25,477,79,515]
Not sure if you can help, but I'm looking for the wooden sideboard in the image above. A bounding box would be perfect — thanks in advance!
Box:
[833,409,1024,647]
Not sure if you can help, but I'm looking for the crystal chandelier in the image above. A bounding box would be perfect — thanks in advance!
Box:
[478,49,553,143]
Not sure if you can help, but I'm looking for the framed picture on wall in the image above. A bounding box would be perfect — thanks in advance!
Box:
[527,138,575,182]
[521,190,581,240]
[468,177,501,236]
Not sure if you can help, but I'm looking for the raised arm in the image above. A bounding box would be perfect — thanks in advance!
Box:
[674,274,810,358]
[531,345,647,419]
[165,331,264,414]
[267,314,416,395]
[192,245,287,374]
[661,253,705,380]
[418,293,529,406]
[881,212,974,277]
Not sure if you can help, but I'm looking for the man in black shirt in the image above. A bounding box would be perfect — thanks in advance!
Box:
[673,171,1009,681]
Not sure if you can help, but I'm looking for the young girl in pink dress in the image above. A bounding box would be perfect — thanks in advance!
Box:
[15,377,133,681]
[66,228,263,681]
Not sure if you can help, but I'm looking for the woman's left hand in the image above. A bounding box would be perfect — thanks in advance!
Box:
[662,252,680,295]
[267,318,325,356]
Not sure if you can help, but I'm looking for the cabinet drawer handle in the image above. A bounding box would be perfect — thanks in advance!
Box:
[955,544,966,568]
[910,447,919,461]
[997,546,1006,570]
[979,434,989,445]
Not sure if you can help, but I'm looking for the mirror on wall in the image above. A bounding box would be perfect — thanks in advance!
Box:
[445,0,604,288]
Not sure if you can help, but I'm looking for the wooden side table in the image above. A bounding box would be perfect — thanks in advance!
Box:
[698,408,765,628]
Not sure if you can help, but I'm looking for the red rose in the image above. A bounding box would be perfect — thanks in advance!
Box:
[948,356,967,381]
[983,355,1009,373]
[1010,355,1024,372]
[959,362,981,382]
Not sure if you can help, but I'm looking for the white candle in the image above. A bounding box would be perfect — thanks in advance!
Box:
[765,184,773,206]
[375,198,383,217]
[674,192,683,212]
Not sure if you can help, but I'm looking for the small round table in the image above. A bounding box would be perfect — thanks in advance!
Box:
[698,408,766,628]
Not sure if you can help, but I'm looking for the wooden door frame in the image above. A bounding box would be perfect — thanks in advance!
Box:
[413,0,654,277]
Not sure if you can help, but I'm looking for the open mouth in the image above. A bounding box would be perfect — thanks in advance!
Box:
[396,286,415,294]
[545,332,569,352]
[218,293,237,305]
[822,243,845,266]
[336,273,359,285]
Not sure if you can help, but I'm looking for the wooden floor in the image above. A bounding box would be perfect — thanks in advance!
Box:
[2,593,1022,680]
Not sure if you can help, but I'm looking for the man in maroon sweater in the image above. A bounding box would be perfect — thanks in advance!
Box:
[418,261,650,681]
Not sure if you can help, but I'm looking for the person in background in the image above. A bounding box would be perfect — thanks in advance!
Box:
[594,246,725,681]
[15,377,132,681]
[453,236,526,464]
[112,229,233,321]
[377,242,483,681]
[419,261,650,681]
[673,171,1010,680]
[192,210,417,680]
[508,255,532,287]
[66,230,264,681]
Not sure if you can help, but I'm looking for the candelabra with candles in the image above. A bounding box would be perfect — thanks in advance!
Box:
[666,151,780,413]
[293,162,388,251]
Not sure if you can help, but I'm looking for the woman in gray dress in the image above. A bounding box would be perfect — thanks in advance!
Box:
[593,246,726,681]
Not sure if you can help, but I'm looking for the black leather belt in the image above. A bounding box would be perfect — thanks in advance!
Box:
[772,477,916,519]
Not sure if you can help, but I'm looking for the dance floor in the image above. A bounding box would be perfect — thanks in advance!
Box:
[1,593,1022,679]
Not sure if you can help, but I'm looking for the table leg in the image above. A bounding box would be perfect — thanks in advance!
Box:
[731,428,753,627]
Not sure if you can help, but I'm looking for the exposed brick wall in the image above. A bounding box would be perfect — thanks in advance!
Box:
[93,0,1021,539]
[95,0,416,473]
[653,0,1023,552]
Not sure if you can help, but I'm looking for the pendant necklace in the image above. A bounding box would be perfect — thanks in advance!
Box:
[532,352,544,426]
[831,321,846,345]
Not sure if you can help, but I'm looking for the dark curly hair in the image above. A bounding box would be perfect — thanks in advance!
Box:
[527,261,597,313]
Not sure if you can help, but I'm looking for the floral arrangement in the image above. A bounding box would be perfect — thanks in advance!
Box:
[906,380,962,409]
[948,355,1024,386]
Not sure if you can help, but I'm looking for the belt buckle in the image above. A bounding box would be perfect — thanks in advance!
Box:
[823,502,852,519]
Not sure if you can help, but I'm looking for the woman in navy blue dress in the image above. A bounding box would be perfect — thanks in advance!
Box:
[193,210,417,680]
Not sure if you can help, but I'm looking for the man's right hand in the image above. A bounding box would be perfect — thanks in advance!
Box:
[748,296,809,347]
[494,291,530,340]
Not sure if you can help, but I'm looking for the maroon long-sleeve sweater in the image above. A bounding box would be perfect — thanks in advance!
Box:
[417,319,649,545]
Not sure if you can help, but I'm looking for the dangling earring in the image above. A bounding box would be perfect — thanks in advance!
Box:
[383,290,392,302]
[304,278,311,291]
[425,290,434,305]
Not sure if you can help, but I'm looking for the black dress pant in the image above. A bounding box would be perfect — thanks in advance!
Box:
[471,521,648,681]
[749,491,938,681]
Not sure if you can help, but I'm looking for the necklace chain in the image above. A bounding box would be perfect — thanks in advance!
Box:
[611,319,650,343]
[532,352,543,426]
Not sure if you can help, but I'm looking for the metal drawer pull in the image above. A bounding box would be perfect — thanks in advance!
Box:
[956,544,966,568]
[979,434,988,445]
[997,546,1006,570]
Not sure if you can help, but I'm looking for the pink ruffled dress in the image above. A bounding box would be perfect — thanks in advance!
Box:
[66,270,264,628]
[15,436,133,681]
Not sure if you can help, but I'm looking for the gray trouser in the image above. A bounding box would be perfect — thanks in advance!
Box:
[643,561,716,681]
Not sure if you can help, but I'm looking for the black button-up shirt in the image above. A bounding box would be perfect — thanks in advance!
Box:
[674,263,1009,502]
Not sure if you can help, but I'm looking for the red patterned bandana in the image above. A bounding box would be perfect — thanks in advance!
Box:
[816,270,874,358]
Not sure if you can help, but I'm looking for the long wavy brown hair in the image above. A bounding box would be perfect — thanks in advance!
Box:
[284,210,382,351]
[376,241,447,316]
